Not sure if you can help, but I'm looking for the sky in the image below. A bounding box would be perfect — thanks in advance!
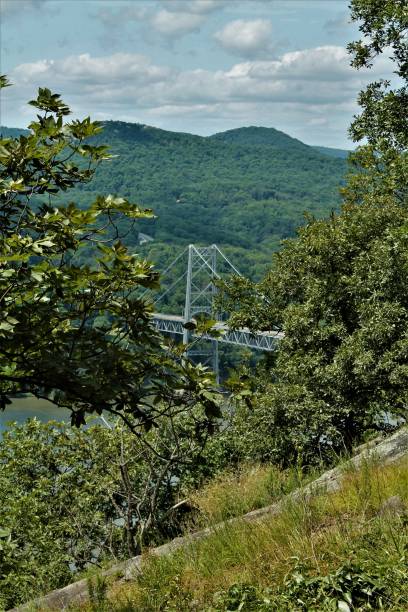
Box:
[0,0,396,147]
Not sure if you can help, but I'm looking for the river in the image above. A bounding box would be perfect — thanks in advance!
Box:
[0,396,71,434]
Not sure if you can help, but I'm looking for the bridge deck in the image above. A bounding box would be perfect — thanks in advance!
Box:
[152,313,282,351]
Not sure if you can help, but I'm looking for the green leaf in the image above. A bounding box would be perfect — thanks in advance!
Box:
[0,321,14,332]
[183,321,197,330]
[31,271,44,282]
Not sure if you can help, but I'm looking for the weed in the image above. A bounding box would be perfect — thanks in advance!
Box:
[87,575,108,611]
[75,456,408,611]
[190,462,318,526]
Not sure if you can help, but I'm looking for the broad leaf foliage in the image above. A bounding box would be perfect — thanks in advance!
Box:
[219,0,408,460]
[0,79,220,427]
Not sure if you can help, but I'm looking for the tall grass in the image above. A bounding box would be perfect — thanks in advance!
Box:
[189,462,317,526]
[90,456,408,611]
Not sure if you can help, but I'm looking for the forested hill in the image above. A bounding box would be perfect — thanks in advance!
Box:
[0,126,29,138]
[1,121,348,278]
[312,145,351,159]
[209,125,312,152]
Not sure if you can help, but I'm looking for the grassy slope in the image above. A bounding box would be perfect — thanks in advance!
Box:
[82,456,408,611]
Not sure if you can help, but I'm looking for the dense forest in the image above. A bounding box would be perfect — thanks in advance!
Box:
[0,122,348,285]
[79,122,348,275]
[0,121,349,317]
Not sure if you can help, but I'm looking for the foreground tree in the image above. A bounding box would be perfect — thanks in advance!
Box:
[0,415,214,609]
[0,78,220,429]
[0,81,223,607]
[221,0,408,462]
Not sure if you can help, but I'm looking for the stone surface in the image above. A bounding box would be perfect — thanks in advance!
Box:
[11,426,408,611]
[377,495,406,518]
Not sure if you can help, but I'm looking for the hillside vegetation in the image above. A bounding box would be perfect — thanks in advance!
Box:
[0,121,347,288]
[58,122,348,279]
[79,452,408,611]
[312,145,351,159]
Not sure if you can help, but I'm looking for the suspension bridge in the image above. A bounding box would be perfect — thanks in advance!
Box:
[149,244,282,380]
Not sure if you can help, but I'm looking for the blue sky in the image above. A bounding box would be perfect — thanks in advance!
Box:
[0,0,394,147]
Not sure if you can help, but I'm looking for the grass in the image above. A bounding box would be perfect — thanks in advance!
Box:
[189,462,319,526]
[75,454,408,611]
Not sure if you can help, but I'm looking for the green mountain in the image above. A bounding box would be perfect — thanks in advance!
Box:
[209,125,311,152]
[211,126,351,158]
[312,145,351,159]
[1,121,348,281]
[0,126,29,138]
[74,122,345,273]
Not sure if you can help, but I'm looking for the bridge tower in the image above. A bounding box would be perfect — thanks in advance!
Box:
[183,245,220,381]
[151,244,278,381]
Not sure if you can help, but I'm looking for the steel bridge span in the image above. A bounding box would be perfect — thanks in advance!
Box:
[152,312,282,352]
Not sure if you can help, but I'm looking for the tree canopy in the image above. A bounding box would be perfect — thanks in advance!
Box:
[220,0,408,460]
[0,77,220,429]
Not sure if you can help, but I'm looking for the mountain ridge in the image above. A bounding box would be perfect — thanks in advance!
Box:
[1,120,348,280]
[0,122,350,158]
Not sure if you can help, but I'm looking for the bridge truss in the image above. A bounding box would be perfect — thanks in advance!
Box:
[152,314,282,352]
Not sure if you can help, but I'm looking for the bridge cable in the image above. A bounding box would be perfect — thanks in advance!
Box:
[140,246,189,300]
[153,270,187,304]
[158,245,189,279]
[213,245,242,277]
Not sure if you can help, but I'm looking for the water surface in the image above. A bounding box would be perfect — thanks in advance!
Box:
[0,396,70,433]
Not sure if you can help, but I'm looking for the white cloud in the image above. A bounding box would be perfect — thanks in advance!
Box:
[93,1,223,40]
[231,46,352,82]
[13,53,173,87]
[160,0,224,14]
[9,46,375,108]
[91,0,230,44]
[214,19,273,58]
[0,0,48,18]
[151,9,205,37]
[12,58,54,81]
[4,45,394,146]
[307,116,329,127]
